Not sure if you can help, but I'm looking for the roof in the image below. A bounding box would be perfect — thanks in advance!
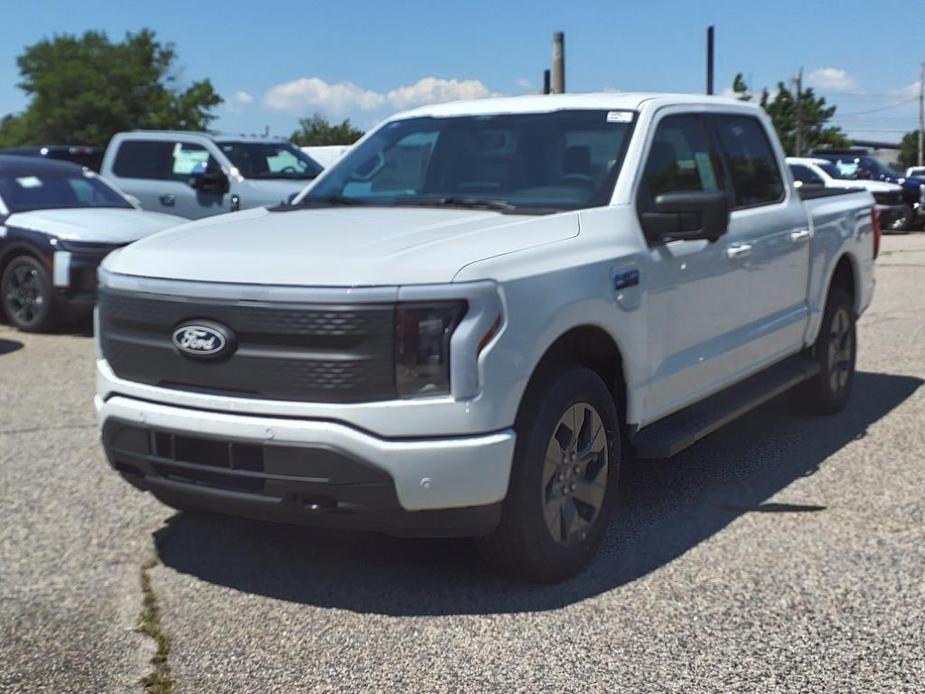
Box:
[395,92,758,119]
[118,130,287,144]
[0,154,87,175]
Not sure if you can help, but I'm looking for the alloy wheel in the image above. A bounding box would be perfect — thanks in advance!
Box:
[541,402,608,546]
[827,306,854,395]
[3,262,46,327]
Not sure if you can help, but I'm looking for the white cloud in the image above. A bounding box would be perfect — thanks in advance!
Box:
[223,90,255,113]
[262,76,493,116]
[386,77,492,109]
[806,67,860,93]
[264,77,385,115]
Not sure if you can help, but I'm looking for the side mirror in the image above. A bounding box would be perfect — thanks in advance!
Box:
[640,191,730,244]
[189,169,229,195]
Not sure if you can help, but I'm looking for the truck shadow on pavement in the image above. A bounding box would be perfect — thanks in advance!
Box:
[154,371,922,615]
[0,338,24,355]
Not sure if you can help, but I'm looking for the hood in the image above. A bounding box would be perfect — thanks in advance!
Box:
[6,207,186,244]
[104,205,578,286]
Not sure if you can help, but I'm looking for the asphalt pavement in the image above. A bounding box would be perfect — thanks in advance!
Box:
[1,234,923,693]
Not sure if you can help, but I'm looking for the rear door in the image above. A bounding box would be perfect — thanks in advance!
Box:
[709,114,812,365]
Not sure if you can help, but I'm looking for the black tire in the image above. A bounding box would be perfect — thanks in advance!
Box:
[794,287,856,415]
[1,255,58,332]
[478,366,620,582]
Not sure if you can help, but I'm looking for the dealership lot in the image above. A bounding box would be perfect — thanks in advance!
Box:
[1,235,923,693]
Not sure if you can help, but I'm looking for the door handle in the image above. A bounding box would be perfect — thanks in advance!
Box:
[790,229,811,243]
[726,243,752,259]
[159,194,176,207]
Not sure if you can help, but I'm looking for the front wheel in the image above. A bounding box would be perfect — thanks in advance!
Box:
[794,287,856,415]
[478,366,620,582]
[888,204,913,233]
[1,255,58,332]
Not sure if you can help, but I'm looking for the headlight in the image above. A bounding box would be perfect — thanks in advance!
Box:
[395,301,466,397]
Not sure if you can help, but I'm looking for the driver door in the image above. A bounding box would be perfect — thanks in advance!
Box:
[637,112,752,423]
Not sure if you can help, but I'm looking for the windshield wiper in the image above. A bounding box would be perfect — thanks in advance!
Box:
[393,196,533,214]
[298,195,367,206]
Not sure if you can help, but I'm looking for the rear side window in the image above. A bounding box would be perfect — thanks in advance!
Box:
[712,116,784,208]
[789,164,823,185]
[641,114,723,203]
[112,140,173,179]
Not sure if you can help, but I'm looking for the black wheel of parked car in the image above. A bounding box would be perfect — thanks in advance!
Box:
[478,366,620,582]
[1,255,58,332]
[794,287,856,415]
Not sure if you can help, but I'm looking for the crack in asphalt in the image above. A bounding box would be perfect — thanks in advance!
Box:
[138,557,174,694]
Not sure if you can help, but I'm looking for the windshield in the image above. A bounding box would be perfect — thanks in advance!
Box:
[818,162,850,180]
[0,170,131,213]
[302,110,636,213]
[219,141,323,180]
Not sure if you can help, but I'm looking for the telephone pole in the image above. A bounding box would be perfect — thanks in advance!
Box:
[918,62,924,167]
[794,67,804,156]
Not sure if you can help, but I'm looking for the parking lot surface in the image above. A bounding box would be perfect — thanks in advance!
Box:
[1,234,923,693]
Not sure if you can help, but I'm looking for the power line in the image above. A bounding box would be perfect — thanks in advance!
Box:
[835,96,919,117]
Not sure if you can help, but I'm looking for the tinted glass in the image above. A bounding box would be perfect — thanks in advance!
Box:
[305,110,635,212]
[0,171,131,212]
[642,114,723,202]
[789,164,823,185]
[713,116,784,207]
[219,142,322,180]
[112,140,173,179]
[818,162,850,180]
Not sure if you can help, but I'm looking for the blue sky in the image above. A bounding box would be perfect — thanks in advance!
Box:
[0,0,917,141]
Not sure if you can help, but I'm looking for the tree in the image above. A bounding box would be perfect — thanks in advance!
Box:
[729,75,848,156]
[897,130,922,169]
[0,30,222,147]
[290,114,364,147]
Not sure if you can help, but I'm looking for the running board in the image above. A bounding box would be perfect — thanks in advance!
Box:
[631,355,820,459]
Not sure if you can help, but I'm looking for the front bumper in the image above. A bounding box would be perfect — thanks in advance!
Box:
[97,394,515,537]
[53,247,121,306]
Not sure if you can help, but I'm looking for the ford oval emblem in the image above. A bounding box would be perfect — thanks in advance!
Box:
[172,321,234,359]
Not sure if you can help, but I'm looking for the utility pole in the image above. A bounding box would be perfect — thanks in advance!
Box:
[706,26,715,95]
[794,67,804,156]
[918,62,924,167]
[551,32,565,94]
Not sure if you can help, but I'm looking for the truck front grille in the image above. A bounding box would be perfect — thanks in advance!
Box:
[98,288,396,403]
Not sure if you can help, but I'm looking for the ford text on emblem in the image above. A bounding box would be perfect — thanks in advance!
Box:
[172,322,233,358]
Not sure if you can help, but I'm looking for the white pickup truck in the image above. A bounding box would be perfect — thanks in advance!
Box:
[96,93,877,581]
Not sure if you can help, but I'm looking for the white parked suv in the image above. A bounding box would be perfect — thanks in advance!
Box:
[101,132,324,219]
[96,94,877,581]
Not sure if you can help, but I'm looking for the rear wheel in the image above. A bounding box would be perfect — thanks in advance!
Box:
[478,366,620,582]
[1,255,58,332]
[794,287,856,415]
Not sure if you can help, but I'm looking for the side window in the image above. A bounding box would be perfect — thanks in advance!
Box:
[641,114,723,203]
[712,116,785,208]
[169,142,213,180]
[789,164,823,185]
[112,140,173,180]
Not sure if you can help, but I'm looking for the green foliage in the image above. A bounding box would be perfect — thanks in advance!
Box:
[729,75,848,156]
[731,73,751,101]
[897,130,921,169]
[290,114,364,147]
[0,29,222,147]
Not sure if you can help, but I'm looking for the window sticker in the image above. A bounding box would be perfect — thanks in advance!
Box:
[694,152,719,191]
[606,111,634,124]
[15,176,43,188]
